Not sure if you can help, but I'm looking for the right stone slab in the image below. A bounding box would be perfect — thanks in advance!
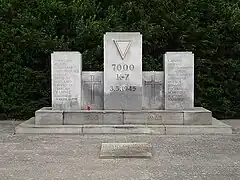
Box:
[164,52,194,110]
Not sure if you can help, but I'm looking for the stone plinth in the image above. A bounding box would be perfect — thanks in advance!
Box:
[15,117,232,135]
[35,107,212,125]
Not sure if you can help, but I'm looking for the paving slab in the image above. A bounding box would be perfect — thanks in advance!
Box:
[0,120,23,134]
[222,119,240,134]
[100,143,152,158]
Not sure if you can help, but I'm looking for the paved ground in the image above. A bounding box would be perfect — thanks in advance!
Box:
[222,119,240,134]
[0,120,240,180]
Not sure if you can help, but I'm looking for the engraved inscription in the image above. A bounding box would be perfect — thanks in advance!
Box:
[110,85,136,92]
[113,40,132,60]
[116,74,129,80]
[84,114,99,121]
[167,59,192,102]
[112,64,135,71]
[109,62,137,91]
[165,52,194,109]
[147,114,162,121]
[53,61,74,101]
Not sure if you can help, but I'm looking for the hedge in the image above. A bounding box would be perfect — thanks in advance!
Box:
[0,0,239,120]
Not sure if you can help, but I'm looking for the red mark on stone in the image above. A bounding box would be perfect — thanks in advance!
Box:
[87,106,91,110]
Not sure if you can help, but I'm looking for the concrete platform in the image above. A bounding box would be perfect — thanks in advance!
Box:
[15,117,232,135]
[35,107,212,125]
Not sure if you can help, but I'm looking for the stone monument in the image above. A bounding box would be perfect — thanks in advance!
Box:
[104,32,142,110]
[51,51,82,110]
[15,32,232,135]
[164,52,194,109]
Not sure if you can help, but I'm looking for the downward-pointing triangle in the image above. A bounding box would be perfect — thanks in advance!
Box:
[113,40,132,60]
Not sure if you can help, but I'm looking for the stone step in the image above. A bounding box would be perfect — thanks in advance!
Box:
[35,107,212,125]
[15,117,232,135]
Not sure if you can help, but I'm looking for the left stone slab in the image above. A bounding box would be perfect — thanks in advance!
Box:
[51,51,82,109]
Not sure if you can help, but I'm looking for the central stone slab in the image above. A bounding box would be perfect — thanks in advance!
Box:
[104,32,142,110]
[100,143,152,158]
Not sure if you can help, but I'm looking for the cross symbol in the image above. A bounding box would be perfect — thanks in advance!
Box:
[83,75,101,104]
[144,75,162,103]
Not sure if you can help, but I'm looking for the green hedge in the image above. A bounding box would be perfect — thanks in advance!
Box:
[0,0,239,120]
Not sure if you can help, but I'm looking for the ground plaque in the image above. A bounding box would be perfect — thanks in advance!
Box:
[100,143,152,158]
[164,52,194,109]
[104,32,142,110]
[51,51,82,109]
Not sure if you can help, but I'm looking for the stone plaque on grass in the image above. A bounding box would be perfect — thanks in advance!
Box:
[51,51,82,109]
[164,52,194,109]
[104,32,142,110]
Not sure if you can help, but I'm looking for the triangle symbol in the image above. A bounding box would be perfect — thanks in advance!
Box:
[113,40,132,60]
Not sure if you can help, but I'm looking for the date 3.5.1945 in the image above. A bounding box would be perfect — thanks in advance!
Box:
[110,85,136,92]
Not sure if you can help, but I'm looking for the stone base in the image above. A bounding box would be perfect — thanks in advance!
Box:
[35,107,212,125]
[15,118,232,135]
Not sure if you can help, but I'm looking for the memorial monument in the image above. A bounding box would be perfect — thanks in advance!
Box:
[15,32,232,135]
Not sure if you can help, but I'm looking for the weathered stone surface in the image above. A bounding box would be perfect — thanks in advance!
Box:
[63,110,123,125]
[83,125,116,134]
[64,112,102,125]
[103,112,124,124]
[15,117,231,135]
[99,143,152,158]
[183,107,212,125]
[124,111,183,125]
[142,71,164,110]
[104,32,142,110]
[81,71,103,110]
[114,125,165,134]
[166,118,232,135]
[81,71,164,110]
[15,126,81,134]
[35,107,63,125]
[51,51,82,110]
[83,125,165,134]
[164,52,194,110]
[34,107,214,125]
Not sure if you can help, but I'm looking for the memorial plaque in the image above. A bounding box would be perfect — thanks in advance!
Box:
[51,51,82,109]
[142,71,164,109]
[104,32,142,110]
[100,143,152,158]
[164,52,194,109]
[81,71,103,110]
